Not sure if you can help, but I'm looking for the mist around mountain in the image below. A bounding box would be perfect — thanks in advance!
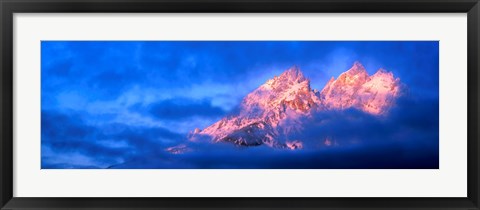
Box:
[40,41,439,169]
[188,62,401,149]
[111,62,438,169]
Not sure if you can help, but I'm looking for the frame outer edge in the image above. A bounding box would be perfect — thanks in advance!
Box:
[1,1,479,210]
[467,1,480,208]
[477,2,480,207]
[0,0,477,13]
[469,1,480,209]
[0,0,14,209]
[0,0,3,207]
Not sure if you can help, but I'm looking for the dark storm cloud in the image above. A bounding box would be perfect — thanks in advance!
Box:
[295,96,439,144]
[41,41,439,111]
[41,41,439,169]
[42,41,439,108]
[88,67,143,97]
[41,110,184,169]
[112,94,439,169]
[41,94,439,169]
[130,98,227,121]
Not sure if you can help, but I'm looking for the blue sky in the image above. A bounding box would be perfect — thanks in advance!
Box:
[41,41,439,169]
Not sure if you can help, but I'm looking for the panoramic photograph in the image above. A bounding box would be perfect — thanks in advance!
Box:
[41,41,439,169]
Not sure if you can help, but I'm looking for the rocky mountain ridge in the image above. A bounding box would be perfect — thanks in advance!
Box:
[187,62,401,149]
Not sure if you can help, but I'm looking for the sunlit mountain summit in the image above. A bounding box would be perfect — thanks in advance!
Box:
[40,41,439,169]
[320,61,401,115]
[184,62,402,151]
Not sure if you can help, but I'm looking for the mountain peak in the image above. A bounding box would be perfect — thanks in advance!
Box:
[346,61,368,76]
[353,61,363,67]
[373,68,391,76]
[333,62,369,87]
[321,62,400,115]
[328,76,335,83]
[244,65,316,113]
[279,65,306,82]
[191,63,401,150]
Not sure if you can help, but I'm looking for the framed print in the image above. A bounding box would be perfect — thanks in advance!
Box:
[1,0,479,209]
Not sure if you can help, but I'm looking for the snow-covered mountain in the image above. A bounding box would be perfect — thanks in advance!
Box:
[320,61,401,115]
[187,62,401,150]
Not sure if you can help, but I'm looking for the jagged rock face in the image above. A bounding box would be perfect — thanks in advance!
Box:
[189,62,401,149]
[195,66,322,148]
[320,62,401,115]
[241,65,321,116]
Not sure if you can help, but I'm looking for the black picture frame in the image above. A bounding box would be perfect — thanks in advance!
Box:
[1,0,479,209]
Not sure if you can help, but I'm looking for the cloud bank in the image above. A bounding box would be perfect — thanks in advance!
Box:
[41,41,439,169]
